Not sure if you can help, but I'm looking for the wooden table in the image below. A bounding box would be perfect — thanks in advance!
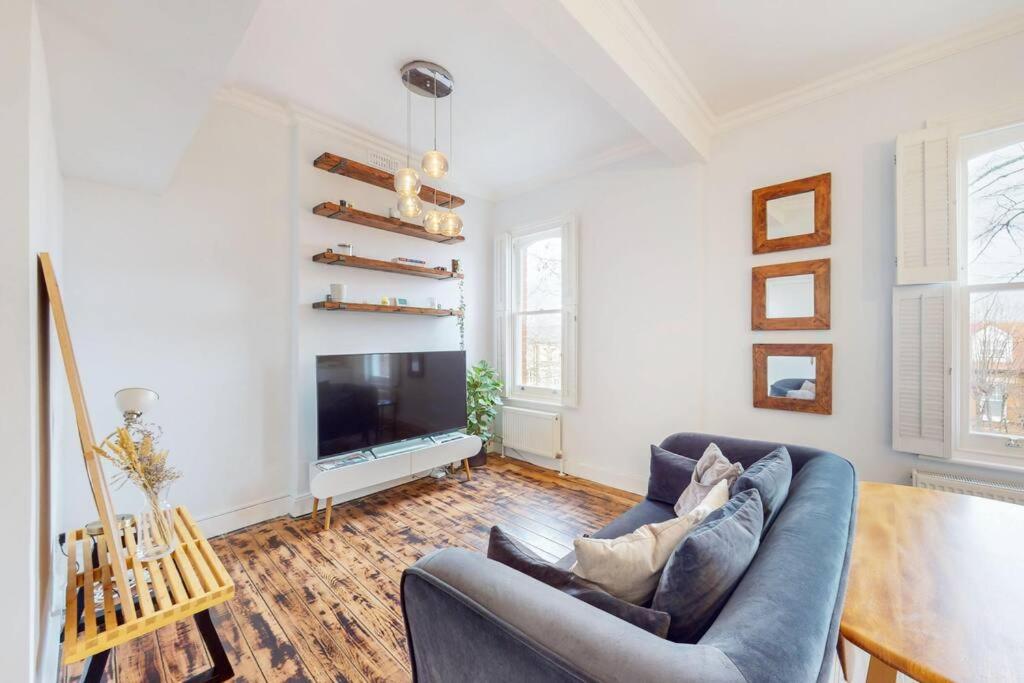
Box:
[841,482,1024,682]
[62,506,236,682]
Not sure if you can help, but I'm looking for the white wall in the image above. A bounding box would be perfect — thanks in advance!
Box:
[61,99,293,534]
[493,154,705,492]
[702,32,1024,484]
[293,114,494,504]
[0,2,64,680]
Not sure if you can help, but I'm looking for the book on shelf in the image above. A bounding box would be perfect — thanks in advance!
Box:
[391,257,427,265]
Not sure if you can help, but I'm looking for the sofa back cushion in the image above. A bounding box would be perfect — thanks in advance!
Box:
[732,445,792,535]
[486,526,671,637]
[652,489,763,643]
[646,444,696,505]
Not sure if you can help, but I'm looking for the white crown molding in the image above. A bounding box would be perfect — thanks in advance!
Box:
[216,86,498,201]
[716,11,1024,132]
[557,0,714,160]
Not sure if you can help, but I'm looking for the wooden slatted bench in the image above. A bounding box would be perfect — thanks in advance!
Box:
[62,507,236,682]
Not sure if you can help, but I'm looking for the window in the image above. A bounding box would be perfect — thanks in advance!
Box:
[496,217,578,406]
[958,121,1024,455]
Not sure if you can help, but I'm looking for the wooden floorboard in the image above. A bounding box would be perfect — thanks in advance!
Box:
[59,455,637,682]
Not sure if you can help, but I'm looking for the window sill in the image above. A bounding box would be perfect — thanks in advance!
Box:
[920,451,1024,476]
[504,395,567,410]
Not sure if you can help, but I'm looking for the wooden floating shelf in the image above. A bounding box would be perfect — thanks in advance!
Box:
[312,251,463,280]
[313,300,462,317]
[314,153,465,209]
[313,202,465,244]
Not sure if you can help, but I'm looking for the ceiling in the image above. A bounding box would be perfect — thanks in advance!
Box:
[38,0,260,192]
[37,0,1024,196]
[224,0,640,199]
[633,0,1024,116]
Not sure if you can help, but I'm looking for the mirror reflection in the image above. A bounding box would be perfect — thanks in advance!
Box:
[766,356,816,400]
[765,273,815,319]
[766,191,815,239]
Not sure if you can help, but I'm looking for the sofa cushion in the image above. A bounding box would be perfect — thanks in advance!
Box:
[571,481,730,604]
[486,526,671,637]
[732,445,793,535]
[674,443,744,516]
[646,444,697,505]
[653,488,763,643]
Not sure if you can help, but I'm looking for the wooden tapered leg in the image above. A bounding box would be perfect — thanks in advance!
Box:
[463,458,472,481]
[324,497,333,530]
[311,497,319,521]
[865,655,897,683]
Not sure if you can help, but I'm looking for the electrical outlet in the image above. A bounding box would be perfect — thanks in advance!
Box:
[367,149,403,174]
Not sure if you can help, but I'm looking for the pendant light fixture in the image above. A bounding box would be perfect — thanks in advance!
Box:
[400,61,461,237]
[395,85,422,218]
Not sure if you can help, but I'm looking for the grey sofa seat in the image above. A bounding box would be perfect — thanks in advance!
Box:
[402,432,857,683]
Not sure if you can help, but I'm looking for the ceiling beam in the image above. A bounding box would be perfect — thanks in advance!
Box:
[501,0,714,163]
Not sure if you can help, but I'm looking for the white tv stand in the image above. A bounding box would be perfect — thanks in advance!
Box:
[308,432,482,529]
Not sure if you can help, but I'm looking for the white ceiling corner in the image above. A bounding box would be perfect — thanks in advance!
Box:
[501,0,714,164]
[38,0,261,192]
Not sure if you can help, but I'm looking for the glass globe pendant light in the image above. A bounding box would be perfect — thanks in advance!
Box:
[397,194,423,218]
[394,167,421,197]
[423,188,444,233]
[421,75,448,179]
[440,211,463,237]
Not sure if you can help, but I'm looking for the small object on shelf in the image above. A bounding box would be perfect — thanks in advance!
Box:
[325,294,333,303]
[396,297,409,306]
[451,258,461,273]
[337,243,353,255]
[381,296,392,305]
[338,199,349,208]
[330,283,346,301]
[392,256,427,265]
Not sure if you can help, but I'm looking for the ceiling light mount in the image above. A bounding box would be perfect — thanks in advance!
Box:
[400,61,453,99]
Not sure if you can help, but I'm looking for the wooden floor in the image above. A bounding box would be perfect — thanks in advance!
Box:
[60,455,641,682]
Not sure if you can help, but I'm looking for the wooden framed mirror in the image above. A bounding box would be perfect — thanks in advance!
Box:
[753,343,832,414]
[752,258,830,330]
[752,173,831,253]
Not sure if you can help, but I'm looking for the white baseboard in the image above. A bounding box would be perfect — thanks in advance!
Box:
[565,461,647,496]
[500,451,647,496]
[194,494,294,538]
[290,471,432,517]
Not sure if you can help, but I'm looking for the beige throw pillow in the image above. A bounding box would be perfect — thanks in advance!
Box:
[571,480,730,604]
[673,443,744,517]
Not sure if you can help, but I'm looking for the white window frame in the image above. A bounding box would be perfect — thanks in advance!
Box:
[495,215,578,407]
[951,112,1024,469]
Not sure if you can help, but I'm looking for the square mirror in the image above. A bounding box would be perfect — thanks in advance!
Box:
[752,173,830,253]
[753,343,832,414]
[752,259,830,330]
[766,191,815,239]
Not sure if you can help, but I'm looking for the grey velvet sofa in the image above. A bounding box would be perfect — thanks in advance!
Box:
[401,432,857,683]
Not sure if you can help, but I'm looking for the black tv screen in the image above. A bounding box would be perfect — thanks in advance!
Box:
[316,351,467,458]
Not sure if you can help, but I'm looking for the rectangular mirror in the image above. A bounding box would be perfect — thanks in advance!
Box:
[752,258,830,330]
[752,173,830,253]
[753,343,832,414]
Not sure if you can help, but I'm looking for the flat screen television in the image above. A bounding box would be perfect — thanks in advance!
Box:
[316,351,467,459]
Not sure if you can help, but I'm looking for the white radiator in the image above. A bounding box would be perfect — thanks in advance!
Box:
[913,469,1024,505]
[501,406,562,460]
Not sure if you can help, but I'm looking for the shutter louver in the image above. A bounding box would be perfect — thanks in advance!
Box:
[896,127,956,284]
[892,285,951,457]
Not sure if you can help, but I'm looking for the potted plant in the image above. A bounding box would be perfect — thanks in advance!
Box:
[466,360,503,467]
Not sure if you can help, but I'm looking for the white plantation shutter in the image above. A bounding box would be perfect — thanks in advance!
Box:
[892,285,952,458]
[895,127,956,284]
[494,233,512,397]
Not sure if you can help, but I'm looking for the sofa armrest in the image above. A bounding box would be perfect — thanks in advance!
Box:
[402,548,744,683]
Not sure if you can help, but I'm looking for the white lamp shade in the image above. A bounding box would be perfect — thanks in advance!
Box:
[115,387,159,415]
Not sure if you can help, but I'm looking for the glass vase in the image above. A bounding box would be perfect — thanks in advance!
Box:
[136,488,176,561]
